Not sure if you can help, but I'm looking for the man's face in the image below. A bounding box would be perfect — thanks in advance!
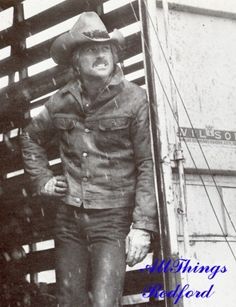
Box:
[74,43,114,81]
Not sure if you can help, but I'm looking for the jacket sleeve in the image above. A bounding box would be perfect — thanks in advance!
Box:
[20,105,56,194]
[130,94,158,233]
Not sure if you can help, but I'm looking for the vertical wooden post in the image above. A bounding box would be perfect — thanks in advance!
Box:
[10,2,28,82]
[11,2,38,284]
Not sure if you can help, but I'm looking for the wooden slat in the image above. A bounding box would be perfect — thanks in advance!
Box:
[0,0,139,50]
[133,76,145,86]
[0,66,74,120]
[102,0,139,31]
[23,248,56,274]
[17,252,162,292]
[124,269,163,296]
[0,0,101,49]
[0,162,62,198]
[0,133,59,170]
[124,61,144,75]
[0,13,140,78]
[18,228,55,246]
[0,220,55,246]
[0,37,61,77]
[0,195,57,220]
[0,248,55,275]
[0,0,23,10]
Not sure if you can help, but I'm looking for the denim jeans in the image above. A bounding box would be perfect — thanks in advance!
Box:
[55,203,133,307]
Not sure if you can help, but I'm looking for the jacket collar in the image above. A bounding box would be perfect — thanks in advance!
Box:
[61,65,124,113]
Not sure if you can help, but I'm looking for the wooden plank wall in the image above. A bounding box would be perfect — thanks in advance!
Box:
[0,0,164,305]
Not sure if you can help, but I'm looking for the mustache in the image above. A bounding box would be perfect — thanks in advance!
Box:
[93,60,108,67]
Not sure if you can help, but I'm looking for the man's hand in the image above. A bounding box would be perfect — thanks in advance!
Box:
[126,229,151,267]
[41,175,68,197]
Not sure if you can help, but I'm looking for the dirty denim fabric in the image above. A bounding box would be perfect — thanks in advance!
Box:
[20,65,158,232]
[55,203,132,307]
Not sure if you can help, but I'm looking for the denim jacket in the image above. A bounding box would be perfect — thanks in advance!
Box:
[21,66,158,232]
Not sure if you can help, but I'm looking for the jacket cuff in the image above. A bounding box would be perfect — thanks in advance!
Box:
[132,220,158,233]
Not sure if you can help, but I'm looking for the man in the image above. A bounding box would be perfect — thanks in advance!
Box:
[21,12,157,307]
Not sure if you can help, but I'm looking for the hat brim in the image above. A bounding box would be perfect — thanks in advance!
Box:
[50,29,125,65]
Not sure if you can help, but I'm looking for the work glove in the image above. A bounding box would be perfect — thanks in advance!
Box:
[126,228,151,267]
[41,176,68,197]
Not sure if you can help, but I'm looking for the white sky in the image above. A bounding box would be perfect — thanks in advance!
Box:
[0,7,13,31]
[23,0,66,19]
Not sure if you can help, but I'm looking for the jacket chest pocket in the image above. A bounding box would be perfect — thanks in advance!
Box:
[54,117,76,130]
[98,117,129,131]
[96,117,131,150]
[53,116,78,146]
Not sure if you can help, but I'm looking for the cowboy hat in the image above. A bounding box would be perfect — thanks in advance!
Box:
[50,11,125,65]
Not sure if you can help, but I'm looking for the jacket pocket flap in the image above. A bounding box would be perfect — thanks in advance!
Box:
[53,117,76,130]
[99,118,129,131]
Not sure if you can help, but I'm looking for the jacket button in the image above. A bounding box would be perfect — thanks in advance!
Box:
[82,177,88,182]
[75,197,81,203]
[82,152,88,158]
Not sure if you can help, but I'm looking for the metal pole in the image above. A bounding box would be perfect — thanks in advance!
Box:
[138,1,182,306]
[161,0,191,263]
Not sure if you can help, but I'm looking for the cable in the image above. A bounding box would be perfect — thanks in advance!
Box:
[129,0,236,234]
[141,0,236,235]
[128,0,236,262]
